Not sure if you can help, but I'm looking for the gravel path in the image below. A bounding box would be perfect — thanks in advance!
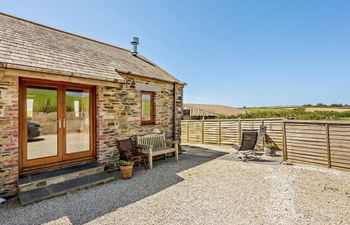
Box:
[1,144,350,225]
[264,167,305,224]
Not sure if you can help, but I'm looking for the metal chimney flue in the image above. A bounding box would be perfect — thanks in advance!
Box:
[131,37,139,55]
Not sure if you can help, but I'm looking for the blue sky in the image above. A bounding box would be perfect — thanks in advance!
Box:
[1,0,350,107]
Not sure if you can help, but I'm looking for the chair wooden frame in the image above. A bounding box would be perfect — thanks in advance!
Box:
[116,138,148,169]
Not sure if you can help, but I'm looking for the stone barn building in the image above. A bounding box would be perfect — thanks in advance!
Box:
[0,13,184,199]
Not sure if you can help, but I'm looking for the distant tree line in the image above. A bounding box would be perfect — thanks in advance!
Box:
[221,107,350,121]
[303,103,350,108]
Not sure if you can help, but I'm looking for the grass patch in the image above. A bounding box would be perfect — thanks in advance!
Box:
[142,99,151,120]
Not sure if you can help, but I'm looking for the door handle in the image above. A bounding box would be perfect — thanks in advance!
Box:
[63,118,66,128]
[58,118,62,128]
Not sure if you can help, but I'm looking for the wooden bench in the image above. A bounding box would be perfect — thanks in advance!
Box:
[136,133,179,169]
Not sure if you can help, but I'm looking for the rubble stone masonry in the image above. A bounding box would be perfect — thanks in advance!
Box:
[0,75,19,194]
[96,74,184,164]
[0,73,183,194]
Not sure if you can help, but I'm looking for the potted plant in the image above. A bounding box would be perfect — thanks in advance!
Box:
[264,143,277,156]
[118,160,134,179]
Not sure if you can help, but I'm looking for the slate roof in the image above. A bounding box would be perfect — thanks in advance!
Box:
[0,13,182,83]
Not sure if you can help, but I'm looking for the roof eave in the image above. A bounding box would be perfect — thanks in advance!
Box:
[0,62,125,83]
[115,68,185,85]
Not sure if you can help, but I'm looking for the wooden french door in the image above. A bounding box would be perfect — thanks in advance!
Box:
[20,79,96,171]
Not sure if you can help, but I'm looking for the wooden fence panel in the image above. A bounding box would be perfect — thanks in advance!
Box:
[181,121,188,143]
[181,119,284,147]
[221,120,240,144]
[182,119,350,171]
[264,120,284,149]
[285,123,328,166]
[241,120,262,131]
[329,125,350,169]
[204,121,220,144]
[188,121,202,143]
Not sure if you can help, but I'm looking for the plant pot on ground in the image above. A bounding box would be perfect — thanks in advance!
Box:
[118,160,134,179]
[264,143,277,156]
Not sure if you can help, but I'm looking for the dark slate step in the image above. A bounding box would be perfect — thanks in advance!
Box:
[18,162,105,192]
[19,162,104,185]
[19,172,115,206]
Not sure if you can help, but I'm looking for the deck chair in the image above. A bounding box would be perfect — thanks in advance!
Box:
[231,126,267,161]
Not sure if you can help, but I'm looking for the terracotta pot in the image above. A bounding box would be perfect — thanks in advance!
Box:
[120,165,133,179]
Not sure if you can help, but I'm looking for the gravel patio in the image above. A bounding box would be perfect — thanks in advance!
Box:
[1,144,350,225]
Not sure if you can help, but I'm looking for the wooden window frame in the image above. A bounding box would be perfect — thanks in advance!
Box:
[141,91,155,125]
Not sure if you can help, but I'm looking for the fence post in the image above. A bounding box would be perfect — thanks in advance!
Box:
[238,119,242,143]
[326,123,331,168]
[187,121,190,143]
[201,119,205,144]
[218,120,222,145]
[282,120,287,161]
[261,119,265,147]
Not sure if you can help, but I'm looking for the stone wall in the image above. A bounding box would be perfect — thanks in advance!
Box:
[0,75,19,194]
[0,73,184,194]
[175,83,184,141]
[96,74,184,164]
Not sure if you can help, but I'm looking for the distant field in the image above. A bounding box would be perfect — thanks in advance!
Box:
[243,107,296,113]
[305,107,350,113]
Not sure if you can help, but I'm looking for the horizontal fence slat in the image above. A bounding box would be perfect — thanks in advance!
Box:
[286,139,326,147]
[287,152,328,162]
[287,156,328,166]
[181,119,283,147]
[181,119,350,171]
[284,120,350,170]
[287,145,326,153]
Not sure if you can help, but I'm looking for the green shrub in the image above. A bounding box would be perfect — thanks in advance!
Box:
[221,107,350,121]
[118,160,134,167]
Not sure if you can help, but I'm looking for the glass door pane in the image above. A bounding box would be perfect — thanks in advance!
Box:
[65,89,90,154]
[27,87,58,160]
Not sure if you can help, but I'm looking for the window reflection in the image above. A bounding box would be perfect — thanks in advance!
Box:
[66,90,90,153]
[27,87,58,159]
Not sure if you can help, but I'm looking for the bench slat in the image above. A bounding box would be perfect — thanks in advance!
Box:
[136,133,178,169]
[149,148,176,156]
